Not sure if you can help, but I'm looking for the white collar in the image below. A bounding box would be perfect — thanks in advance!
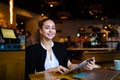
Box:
[41,41,54,50]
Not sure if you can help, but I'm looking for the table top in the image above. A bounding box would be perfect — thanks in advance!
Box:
[67,47,115,51]
[29,68,120,80]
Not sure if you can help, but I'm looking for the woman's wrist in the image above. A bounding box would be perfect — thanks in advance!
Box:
[35,71,45,74]
[45,68,57,73]
[68,64,78,69]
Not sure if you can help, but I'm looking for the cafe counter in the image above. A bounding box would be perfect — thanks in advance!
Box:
[67,48,120,66]
[0,50,25,80]
[82,51,120,62]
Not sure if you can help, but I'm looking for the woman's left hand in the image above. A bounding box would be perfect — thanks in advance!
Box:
[84,57,96,70]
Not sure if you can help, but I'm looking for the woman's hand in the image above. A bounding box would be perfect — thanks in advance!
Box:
[46,65,69,74]
[84,57,96,70]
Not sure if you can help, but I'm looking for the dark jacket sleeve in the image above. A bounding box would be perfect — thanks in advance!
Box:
[53,42,70,68]
[25,46,36,80]
[25,44,46,80]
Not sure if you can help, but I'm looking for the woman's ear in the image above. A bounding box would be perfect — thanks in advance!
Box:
[39,29,42,34]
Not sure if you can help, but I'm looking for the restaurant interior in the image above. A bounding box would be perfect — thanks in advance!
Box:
[0,0,120,80]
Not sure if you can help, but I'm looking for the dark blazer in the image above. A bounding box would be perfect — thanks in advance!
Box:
[25,42,70,80]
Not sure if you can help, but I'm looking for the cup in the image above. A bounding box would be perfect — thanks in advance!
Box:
[114,60,120,70]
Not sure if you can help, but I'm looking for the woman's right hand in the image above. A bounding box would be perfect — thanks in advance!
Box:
[46,65,69,74]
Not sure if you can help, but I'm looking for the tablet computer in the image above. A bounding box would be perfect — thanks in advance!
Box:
[63,60,88,74]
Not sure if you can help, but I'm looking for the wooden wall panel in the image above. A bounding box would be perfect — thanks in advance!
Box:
[0,51,25,80]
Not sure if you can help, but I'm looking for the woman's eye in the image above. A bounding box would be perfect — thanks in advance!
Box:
[46,27,49,29]
[45,25,49,29]
[52,27,56,29]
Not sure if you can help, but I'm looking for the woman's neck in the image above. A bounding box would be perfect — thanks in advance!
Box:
[41,39,53,49]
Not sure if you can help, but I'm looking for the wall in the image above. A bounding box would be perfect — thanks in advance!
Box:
[54,20,103,41]
[0,2,41,43]
[0,3,10,26]
[54,19,120,41]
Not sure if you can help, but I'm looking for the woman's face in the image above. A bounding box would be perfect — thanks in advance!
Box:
[40,20,56,40]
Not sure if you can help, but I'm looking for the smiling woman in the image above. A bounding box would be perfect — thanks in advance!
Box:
[25,18,96,80]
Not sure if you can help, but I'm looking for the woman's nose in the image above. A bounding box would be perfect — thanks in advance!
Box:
[49,28,53,32]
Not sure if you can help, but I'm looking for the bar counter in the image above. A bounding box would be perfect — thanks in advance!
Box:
[67,47,116,51]
[67,47,120,65]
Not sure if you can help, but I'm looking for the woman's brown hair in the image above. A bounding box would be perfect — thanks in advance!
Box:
[38,18,51,29]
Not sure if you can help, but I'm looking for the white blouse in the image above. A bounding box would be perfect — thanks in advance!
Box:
[41,42,59,70]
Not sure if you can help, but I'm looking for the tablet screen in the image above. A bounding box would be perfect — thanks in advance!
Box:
[0,28,17,39]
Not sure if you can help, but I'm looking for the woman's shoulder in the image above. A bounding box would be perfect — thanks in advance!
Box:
[53,41,67,48]
[54,41,65,45]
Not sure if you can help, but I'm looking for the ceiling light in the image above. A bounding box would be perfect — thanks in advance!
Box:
[44,0,62,6]
[57,11,71,19]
